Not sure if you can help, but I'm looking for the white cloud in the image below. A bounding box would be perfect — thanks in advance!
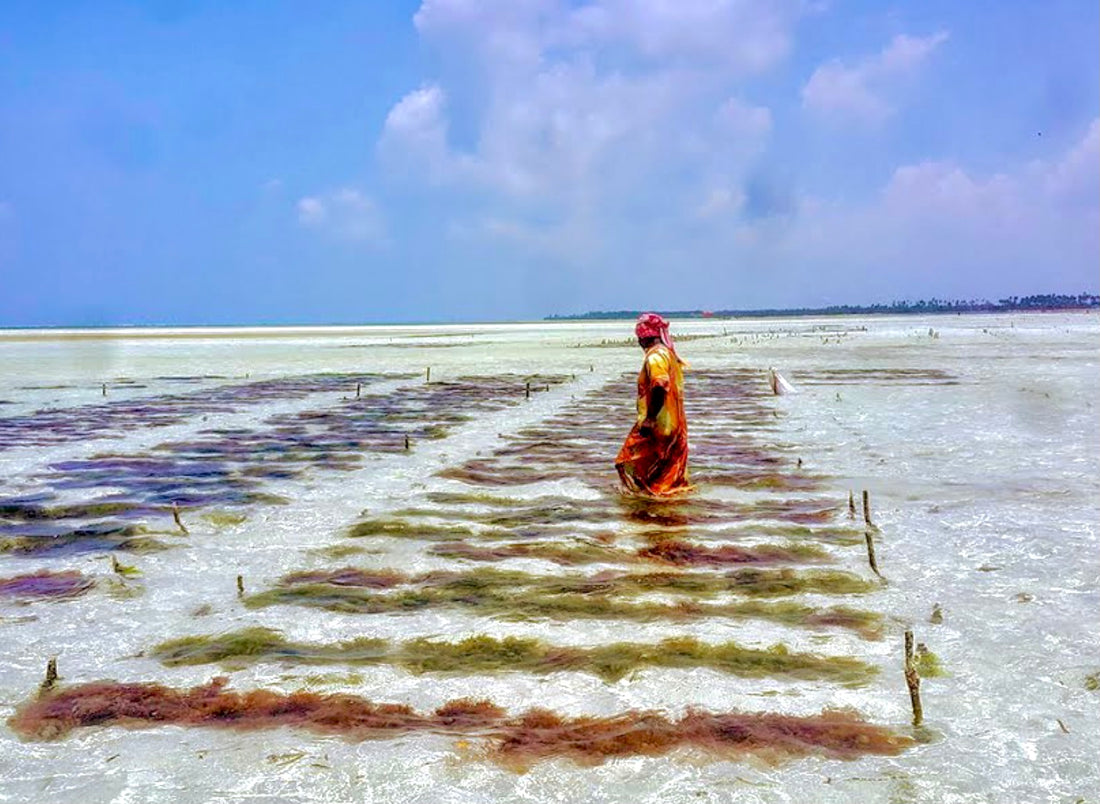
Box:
[297,189,386,244]
[564,0,803,72]
[730,118,1100,300]
[1043,118,1100,205]
[802,31,948,122]
[381,1,789,259]
[370,5,1095,311]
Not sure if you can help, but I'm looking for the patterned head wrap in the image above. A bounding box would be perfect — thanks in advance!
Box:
[635,312,685,364]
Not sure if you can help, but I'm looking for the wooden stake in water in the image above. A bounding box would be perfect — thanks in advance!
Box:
[848,491,856,519]
[172,502,189,535]
[525,381,531,399]
[904,630,924,727]
[356,382,361,398]
[41,658,58,694]
[862,490,873,527]
[404,434,410,450]
[102,383,107,397]
[426,367,431,383]
[236,575,245,598]
[865,530,882,578]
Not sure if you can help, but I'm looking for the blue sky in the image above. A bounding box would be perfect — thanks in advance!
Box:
[1,0,1097,326]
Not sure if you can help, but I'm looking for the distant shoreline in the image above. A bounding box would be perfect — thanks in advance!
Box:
[546,293,1100,321]
[0,297,1096,341]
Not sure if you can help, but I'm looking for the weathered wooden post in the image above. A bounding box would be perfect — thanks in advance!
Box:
[865,530,882,578]
[172,502,189,535]
[40,657,58,694]
[904,630,924,726]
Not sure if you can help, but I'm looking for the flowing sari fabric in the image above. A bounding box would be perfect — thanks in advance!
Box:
[615,343,690,496]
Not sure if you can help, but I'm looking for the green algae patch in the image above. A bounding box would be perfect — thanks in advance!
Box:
[150,630,877,686]
[152,627,388,666]
[915,645,949,678]
[241,567,882,636]
[311,544,370,560]
[9,678,911,768]
[346,518,485,541]
[265,566,876,600]
[245,582,883,638]
[201,511,249,527]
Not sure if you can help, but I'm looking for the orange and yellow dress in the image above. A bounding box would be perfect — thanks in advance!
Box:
[615,343,690,496]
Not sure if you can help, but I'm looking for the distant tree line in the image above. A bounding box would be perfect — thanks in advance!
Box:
[546,293,1100,320]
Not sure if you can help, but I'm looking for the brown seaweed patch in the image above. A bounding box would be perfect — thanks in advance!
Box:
[280,569,406,589]
[430,539,832,568]
[429,541,626,566]
[652,525,866,547]
[639,540,832,566]
[151,629,876,686]
[0,570,94,600]
[493,707,911,769]
[8,679,910,767]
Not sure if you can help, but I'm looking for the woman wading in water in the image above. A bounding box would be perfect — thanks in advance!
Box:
[615,313,692,496]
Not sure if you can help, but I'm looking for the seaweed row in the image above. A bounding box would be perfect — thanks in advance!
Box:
[243,566,883,638]
[0,372,406,451]
[0,373,568,557]
[435,369,824,493]
[791,368,960,387]
[149,628,878,685]
[9,677,912,769]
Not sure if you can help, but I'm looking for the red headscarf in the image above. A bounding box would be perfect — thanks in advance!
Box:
[635,312,686,364]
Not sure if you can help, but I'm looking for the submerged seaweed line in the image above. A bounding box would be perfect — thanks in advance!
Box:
[269,565,878,599]
[9,678,912,768]
[149,629,878,685]
[244,580,883,638]
[428,538,835,567]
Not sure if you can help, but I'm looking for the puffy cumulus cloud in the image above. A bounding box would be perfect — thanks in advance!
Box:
[731,118,1100,300]
[564,0,803,71]
[377,4,1094,312]
[802,31,949,123]
[382,0,789,262]
[297,189,386,244]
